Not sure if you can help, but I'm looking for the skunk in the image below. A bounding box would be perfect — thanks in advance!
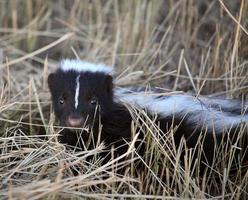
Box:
[48,59,248,170]
[48,60,132,153]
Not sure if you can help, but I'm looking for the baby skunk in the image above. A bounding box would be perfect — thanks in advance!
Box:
[48,59,248,169]
[48,60,132,152]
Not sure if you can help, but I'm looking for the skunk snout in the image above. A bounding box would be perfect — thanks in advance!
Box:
[66,114,85,128]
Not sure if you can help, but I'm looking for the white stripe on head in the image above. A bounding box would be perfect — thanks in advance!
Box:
[75,75,80,109]
[60,59,113,75]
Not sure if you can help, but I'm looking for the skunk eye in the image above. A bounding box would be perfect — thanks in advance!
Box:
[59,98,64,105]
[90,97,97,105]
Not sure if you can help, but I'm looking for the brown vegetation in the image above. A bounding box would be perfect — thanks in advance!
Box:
[0,0,248,199]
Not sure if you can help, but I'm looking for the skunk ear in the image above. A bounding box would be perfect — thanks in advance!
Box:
[105,75,113,94]
[48,73,55,91]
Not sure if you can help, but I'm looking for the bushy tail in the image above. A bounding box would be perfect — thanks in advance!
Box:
[115,89,248,134]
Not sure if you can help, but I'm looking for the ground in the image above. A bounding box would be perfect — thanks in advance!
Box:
[0,0,248,199]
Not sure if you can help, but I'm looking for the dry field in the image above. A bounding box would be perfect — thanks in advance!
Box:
[0,0,248,199]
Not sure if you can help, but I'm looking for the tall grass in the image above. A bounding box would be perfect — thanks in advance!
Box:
[0,0,248,199]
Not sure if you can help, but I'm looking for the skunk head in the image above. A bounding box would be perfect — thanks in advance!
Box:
[48,60,113,129]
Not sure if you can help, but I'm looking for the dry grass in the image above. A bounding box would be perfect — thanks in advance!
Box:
[0,0,248,199]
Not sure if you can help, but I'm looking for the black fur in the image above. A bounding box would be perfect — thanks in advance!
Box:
[48,69,113,128]
[48,69,133,151]
[48,68,248,173]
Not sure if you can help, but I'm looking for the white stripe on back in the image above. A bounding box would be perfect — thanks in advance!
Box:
[75,75,80,109]
[114,89,248,132]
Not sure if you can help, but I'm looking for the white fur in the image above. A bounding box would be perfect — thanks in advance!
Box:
[115,90,248,132]
[75,75,80,109]
[60,59,113,74]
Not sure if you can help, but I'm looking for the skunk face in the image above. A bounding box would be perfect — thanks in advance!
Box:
[48,69,113,129]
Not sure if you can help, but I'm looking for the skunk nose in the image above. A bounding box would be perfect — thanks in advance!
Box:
[67,115,84,128]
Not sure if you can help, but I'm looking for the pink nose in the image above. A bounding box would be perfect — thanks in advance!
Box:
[67,116,84,128]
